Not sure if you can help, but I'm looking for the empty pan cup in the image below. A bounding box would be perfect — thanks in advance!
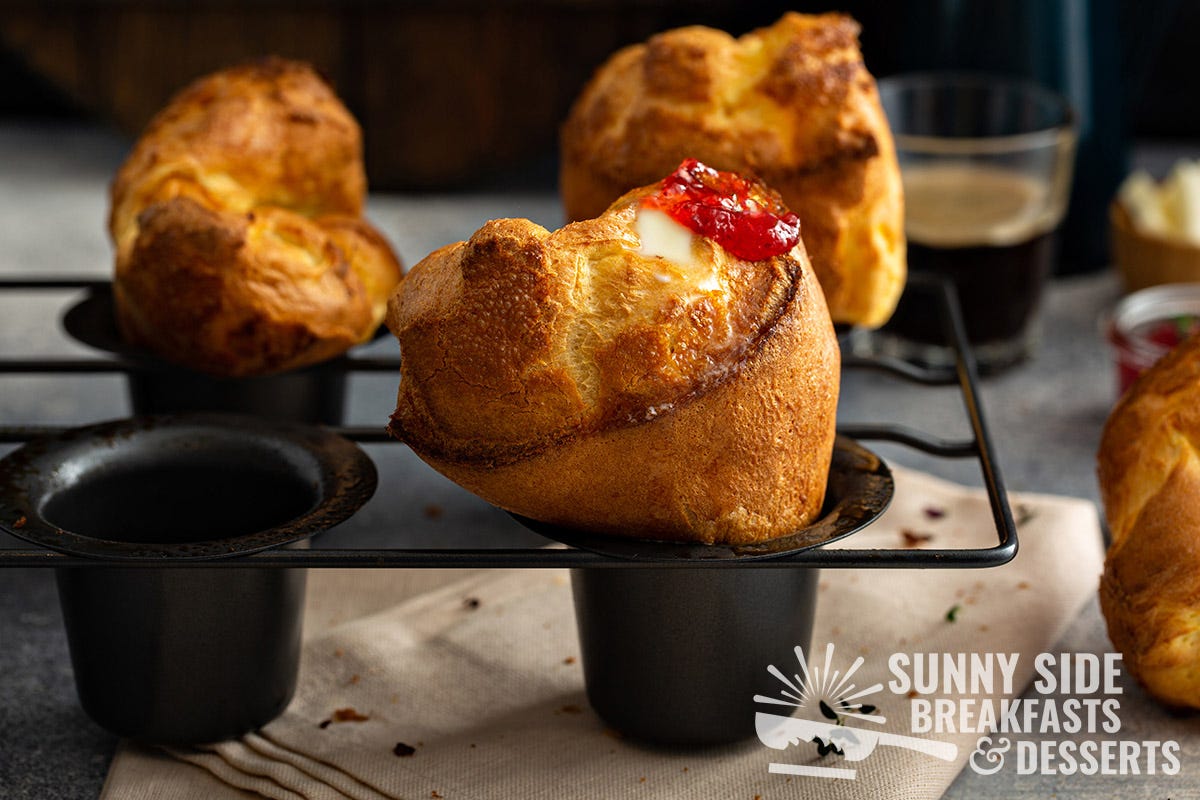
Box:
[62,285,357,423]
[517,437,893,745]
[0,414,377,744]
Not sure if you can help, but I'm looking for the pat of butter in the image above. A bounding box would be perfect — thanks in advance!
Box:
[1171,163,1200,242]
[635,207,696,268]
[1119,162,1200,245]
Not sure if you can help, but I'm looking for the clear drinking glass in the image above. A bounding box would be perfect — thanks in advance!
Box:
[876,73,1077,372]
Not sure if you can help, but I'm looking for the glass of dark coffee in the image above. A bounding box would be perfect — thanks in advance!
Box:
[876,74,1077,372]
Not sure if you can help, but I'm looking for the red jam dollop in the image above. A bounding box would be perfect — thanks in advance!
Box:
[640,158,801,261]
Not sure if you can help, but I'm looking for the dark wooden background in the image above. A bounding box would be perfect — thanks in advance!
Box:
[0,0,1190,271]
[0,2,799,188]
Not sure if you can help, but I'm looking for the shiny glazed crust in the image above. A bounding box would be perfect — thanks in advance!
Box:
[387,185,840,544]
[109,57,402,376]
[1098,332,1200,708]
[560,12,905,328]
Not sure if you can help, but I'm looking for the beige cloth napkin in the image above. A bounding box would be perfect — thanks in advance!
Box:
[100,466,1103,800]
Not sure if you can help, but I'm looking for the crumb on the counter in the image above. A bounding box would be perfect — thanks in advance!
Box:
[563,656,576,665]
[902,529,934,547]
[431,791,443,799]
[1017,581,1031,590]
[559,704,583,715]
[945,604,962,623]
[923,506,946,520]
[348,674,360,685]
[394,742,416,757]
[334,648,344,658]
[423,504,443,520]
[463,596,481,610]
[907,689,919,699]
[13,515,26,529]
[322,708,369,725]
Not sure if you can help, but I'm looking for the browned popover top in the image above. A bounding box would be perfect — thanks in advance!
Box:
[111,57,365,255]
[560,12,905,328]
[388,184,803,468]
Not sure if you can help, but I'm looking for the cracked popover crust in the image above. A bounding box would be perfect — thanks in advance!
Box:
[387,165,840,544]
[109,57,402,377]
[560,12,905,328]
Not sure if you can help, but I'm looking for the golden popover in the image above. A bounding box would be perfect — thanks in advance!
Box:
[560,12,905,328]
[387,160,840,544]
[109,57,402,376]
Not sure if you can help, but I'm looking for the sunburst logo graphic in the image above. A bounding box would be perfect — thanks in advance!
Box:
[755,643,958,780]
[756,642,886,727]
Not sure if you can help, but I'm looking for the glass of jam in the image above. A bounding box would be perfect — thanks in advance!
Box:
[1105,283,1200,396]
[875,74,1077,373]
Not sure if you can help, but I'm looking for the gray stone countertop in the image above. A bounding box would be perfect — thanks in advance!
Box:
[1,122,1198,797]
